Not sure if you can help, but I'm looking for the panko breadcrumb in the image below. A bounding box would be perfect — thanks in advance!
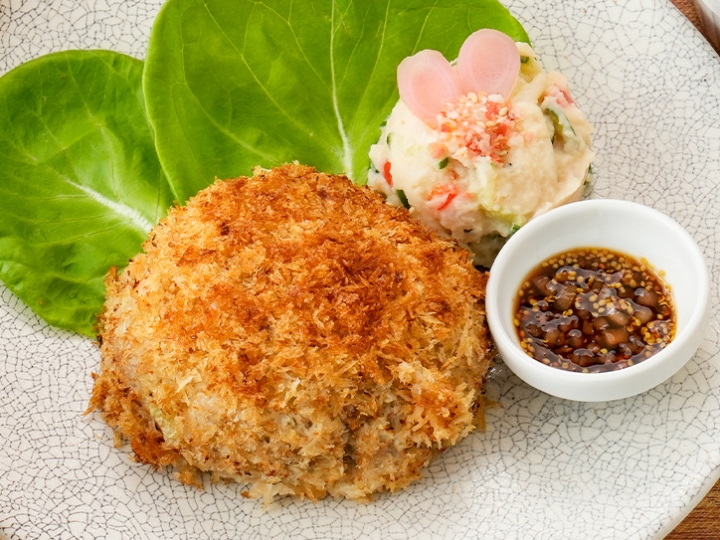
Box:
[88,164,493,503]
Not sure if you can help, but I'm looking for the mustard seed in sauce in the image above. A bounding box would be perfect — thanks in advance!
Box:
[514,247,675,373]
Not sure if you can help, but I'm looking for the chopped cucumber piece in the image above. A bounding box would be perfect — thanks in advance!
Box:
[396,189,411,209]
[544,105,582,151]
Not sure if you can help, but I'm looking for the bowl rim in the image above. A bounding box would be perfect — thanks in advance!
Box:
[485,198,710,400]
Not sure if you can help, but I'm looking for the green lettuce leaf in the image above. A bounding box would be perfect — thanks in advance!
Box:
[144,0,529,203]
[0,50,174,336]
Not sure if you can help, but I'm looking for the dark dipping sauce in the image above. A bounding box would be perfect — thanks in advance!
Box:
[514,247,675,373]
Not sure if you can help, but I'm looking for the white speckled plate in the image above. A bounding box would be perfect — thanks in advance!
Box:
[1,1,719,539]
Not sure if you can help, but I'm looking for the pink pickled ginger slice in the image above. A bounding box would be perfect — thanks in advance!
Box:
[457,29,520,99]
[397,50,460,127]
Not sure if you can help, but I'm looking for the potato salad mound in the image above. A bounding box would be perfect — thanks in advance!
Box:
[368,31,595,266]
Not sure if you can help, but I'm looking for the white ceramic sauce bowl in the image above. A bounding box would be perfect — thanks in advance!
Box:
[485,199,710,402]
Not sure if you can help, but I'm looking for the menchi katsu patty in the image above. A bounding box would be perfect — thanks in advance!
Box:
[88,164,493,503]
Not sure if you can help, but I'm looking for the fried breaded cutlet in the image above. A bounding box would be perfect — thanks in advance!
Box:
[88,164,493,503]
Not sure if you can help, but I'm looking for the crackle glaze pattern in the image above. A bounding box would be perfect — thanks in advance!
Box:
[1,1,719,539]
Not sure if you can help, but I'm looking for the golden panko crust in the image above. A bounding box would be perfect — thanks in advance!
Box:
[89,164,493,503]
